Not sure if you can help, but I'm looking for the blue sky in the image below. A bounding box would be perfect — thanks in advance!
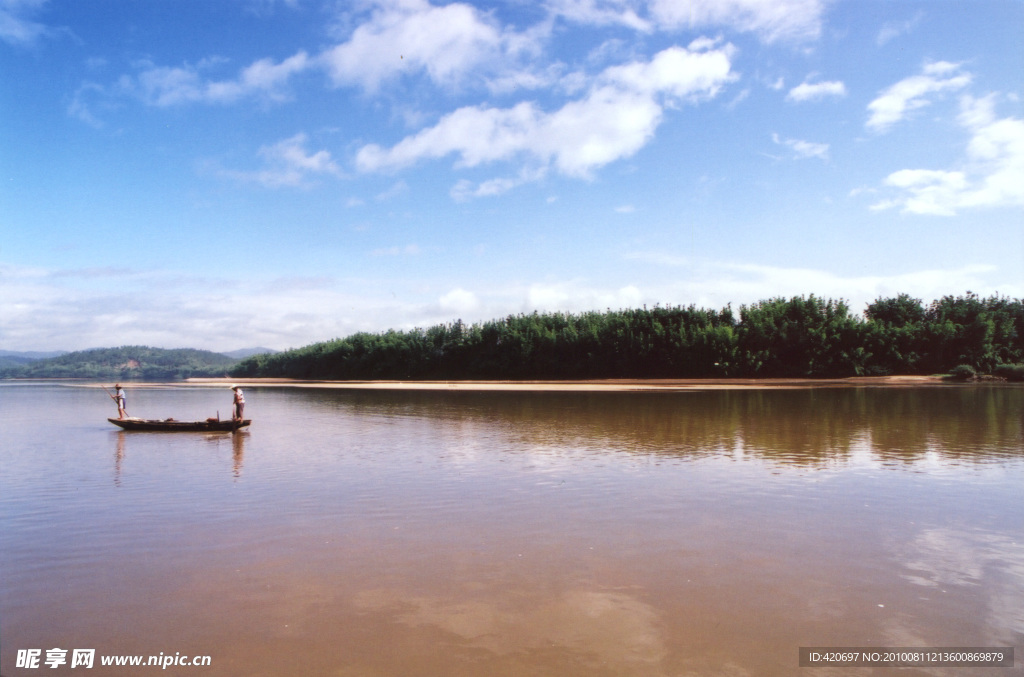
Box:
[2,0,1022,353]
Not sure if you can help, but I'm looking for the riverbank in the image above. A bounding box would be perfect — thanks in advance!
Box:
[184,375,966,392]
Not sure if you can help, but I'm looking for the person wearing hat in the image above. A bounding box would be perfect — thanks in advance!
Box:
[113,384,128,419]
[231,385,245,421]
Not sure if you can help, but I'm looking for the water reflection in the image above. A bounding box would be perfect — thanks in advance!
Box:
[281,386,1024,468]
[109,430,248,481]
[3,383,1023,677]
[893,527,1024,647]
[232,432,245,478]
[353,587,666,669]
[114,432,125,486]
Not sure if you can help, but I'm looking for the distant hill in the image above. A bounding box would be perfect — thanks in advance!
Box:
[0,350,69,359]
[0,355,35,370]
[0,346,239,380]
[221,347,279,359]
[0,350,69,371]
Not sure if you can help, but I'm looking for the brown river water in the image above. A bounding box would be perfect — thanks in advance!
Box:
[1,383,1022,676]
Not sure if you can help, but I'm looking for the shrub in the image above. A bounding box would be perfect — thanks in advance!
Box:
[993,363,1024,381]
[948,364,977,380]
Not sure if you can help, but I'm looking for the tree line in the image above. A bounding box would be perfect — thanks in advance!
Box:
[231,293,1024,381]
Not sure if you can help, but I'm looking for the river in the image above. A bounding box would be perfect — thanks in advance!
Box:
[1,383,1021,676]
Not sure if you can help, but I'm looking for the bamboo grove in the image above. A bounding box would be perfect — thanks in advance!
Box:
[231,293,1024,380]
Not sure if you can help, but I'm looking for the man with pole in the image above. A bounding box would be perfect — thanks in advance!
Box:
[104,384,128,419]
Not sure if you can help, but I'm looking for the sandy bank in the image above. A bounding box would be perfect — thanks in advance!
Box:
[185,375,958,392]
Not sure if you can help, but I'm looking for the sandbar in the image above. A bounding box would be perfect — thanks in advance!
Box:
[184,375,959,392]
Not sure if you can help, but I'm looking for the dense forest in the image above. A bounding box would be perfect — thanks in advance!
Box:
[1,346,239,380]
[232,293,1024,381]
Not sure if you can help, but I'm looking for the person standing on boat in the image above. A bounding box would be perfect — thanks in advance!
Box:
[231,385,245,421]
[113,384,128,419]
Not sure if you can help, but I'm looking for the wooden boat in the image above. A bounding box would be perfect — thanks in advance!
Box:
[108,417,251,432]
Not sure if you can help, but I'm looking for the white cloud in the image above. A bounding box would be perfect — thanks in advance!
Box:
[375,180,409,201]
[876,12,923,46]
[787,78,846,102]
[129,52,310,107]
[218,133,342,188]
[545,0,827,43]
[5,259,1021,353]
[67,82,110,127]
[621,255,1020,316]
[356,43,735,188]
[70,0,812,129]
[647,0,826,43]
[772,133,829,160]
[131,65,205,106]
[71,0,548,121]
[439,287,481,314]
[958,92,998,130]
[871,95,1024,215]
[0,0,49,45]
[319,0,509,91]
[206,52,311,103]
[357,101,540,171]
[426,261,1022,329]
[262,133,339,173]
[0,263,435,352]
[485,62,566,96]
[545,0,652,31]
[450,166,548,201]
[605,37,735,100]
[451,178,511,202]
[871,170,968,216]
[526,281,644,312]
[866,61,972,133]
[546,88,665,176]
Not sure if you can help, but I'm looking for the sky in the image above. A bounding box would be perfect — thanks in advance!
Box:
[1,0,1022,353]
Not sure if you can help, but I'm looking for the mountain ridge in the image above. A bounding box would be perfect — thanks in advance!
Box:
[0,346,276,380]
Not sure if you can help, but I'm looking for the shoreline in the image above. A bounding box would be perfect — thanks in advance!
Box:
[6,375,1015,391]
[180,375,972,392]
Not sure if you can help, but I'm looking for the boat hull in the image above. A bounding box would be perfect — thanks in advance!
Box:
[108,418,251,432]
